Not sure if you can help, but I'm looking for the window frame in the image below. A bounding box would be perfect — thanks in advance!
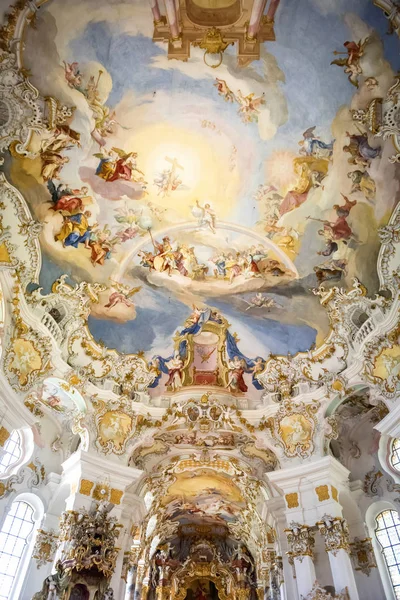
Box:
[391,439,400,473]
[375,509,400,600]
[0,428,34,479]
[0,493,44,600]
[366,501,399,600]
[0,431,22,476]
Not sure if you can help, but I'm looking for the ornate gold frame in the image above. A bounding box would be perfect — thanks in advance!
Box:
[174,319,230,388]
[171,561,234,600]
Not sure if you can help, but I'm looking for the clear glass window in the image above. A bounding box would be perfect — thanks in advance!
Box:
[0,501,35,599]
[376,509,400,599]
[391,439,400,473]
[0,431,22,474]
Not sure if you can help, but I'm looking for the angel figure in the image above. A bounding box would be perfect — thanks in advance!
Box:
[62,61,82,89]
[41,125,81,154]
[343,132,380,167]
[299,126,334,159]
[88,224,116,266]
[214,78,235,102]
[113,202,142,239]
[47,180,93,215]
[94,147,146,185]
[146,201,167,222]
[331,38,369,87]
[191,200,216,234]
[165,352,184,392]
[347,169,376,201]
[41,153,69,182]
[95,109,118,138]
[227,356,248,393]
[254,184,278,202]
[236,90,265,123]
[241,293,280,311]
[104,281,142,309]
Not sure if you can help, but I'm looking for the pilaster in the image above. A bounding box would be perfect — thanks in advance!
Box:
[267,456,361,597]
[267,456,351,524]
[285,522,316,598]
[317,515,359,599]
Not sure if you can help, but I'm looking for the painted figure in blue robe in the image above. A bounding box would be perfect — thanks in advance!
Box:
[299,126,334,159]
[55,211,92,248]
[212,253,227,278]
[344,132,381,166]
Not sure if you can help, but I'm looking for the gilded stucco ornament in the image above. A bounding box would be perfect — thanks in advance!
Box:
[256,340,347,402]
[284,522,315,561]
[193,27,233,68]
[5,286,52,390]
[312,277,388,350]
[0,171,41,286]
[363,466,383,497]
[352,74,400,163]
[32,529,59,568]
[316,515,350,555]
[0,456,46,499]
[0,0,75,158]
[349,537,377,576]
[33,502,119,599]
[171,560,233,600]
[91,396,156,455]
[302,581,350,600]
[377,195,400,294]
[262,400,320,459]
[28,275,155,393]
[129,392,278,471]
[0,44,74,158]
[363,323,400,398]
[58,501,122,578]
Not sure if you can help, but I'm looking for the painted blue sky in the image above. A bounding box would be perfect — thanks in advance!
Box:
[66,0,398,232]
[36,0,396,360]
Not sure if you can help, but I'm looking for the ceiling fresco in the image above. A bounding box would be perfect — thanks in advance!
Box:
[2,0,399,403]
[162,469,245,527]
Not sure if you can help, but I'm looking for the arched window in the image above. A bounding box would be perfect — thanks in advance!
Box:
[375,509,400,599]
[0,500,35,599]
[0,431,21,475]
[391,439,400,473]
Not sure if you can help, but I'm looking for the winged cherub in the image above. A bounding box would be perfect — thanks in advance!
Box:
[236,90,266,123]
[104,281,142,309]
[62,61,82,89]
[331,38,370,87]
[242,293,281,311]
[214,78,235,102]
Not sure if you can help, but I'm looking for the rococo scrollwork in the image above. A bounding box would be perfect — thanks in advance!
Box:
[0,1,399,600]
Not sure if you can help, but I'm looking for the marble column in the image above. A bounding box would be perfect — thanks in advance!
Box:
[285,523,316,598]
[267,502,298,600]
[317,516,359,600]
[247,0,268,39]
[265,0,280,22]
[164,0,179,39]
[148,0,162,23]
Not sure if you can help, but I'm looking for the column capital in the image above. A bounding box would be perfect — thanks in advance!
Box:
[316,515,350,555]
[284,522,315,560]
